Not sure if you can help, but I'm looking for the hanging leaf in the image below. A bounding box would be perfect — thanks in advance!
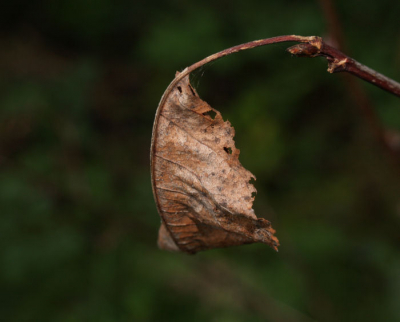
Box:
[150,36,315,254]
[150,72,279,254]
[150,34,400,254]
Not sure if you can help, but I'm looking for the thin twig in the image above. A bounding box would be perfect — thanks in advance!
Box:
[317,0,400,167]
[288,37,400,168]
[287,39,400,98]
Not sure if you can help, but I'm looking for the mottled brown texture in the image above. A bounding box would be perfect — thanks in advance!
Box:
[151,74,279,254]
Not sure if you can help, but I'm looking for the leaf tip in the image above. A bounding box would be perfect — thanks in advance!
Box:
[158,222,180,252]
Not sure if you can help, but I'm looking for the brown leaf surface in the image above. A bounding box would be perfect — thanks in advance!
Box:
[151,72,279,254]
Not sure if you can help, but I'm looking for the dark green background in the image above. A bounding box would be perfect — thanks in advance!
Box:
[1,1,400,321]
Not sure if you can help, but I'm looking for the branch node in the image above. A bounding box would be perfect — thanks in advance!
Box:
[287,37,323,58]
[287,43,320,57]
[327,58,349,73]
[309,36,323,50]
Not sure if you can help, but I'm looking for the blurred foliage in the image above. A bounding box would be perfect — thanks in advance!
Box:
[1,0,400,321]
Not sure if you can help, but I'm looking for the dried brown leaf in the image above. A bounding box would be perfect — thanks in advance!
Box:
[151,72,279,254]
[150,34,400,254]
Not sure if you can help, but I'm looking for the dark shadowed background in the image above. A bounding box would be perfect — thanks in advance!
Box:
[1,1,400,321]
